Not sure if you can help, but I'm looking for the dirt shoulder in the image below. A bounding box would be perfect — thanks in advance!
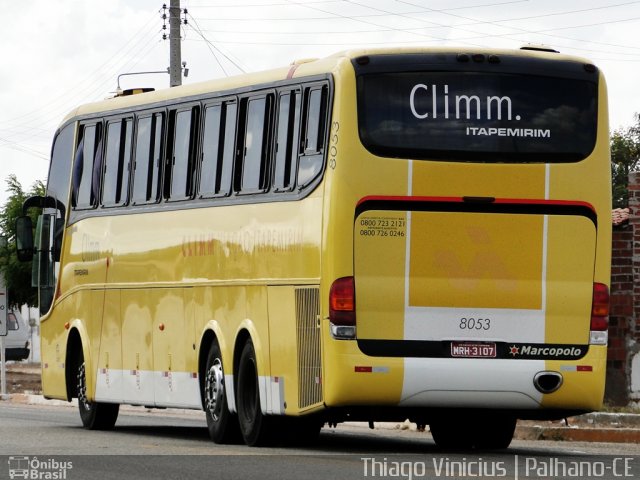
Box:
[3,362,42,394]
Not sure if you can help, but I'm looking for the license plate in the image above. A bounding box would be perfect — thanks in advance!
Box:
[450,342,497,358]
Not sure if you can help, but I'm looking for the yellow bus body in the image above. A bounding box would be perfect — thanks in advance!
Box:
[36,47,610,440]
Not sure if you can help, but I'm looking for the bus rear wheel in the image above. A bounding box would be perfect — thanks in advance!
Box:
[204,340,241,444]
[473,415,516,450]
[76,349,119,430]
[281,416,323,445]
[236,339,274,446]
[429,416,474,450]
[429,413,515,450]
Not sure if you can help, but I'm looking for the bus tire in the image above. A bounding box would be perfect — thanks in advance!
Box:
[429,417,474,450]
[282,416,322,445]
[430,413,515,450]
[473,416,516,450]
[236,339,273,446]
[204,340,241,444]
[76,349,119,430]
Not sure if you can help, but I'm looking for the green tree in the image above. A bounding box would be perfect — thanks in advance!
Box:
[0,174,45,307]
[611,113,640,208]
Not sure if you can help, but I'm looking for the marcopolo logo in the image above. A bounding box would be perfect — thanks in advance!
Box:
[508,344,587,360]
[8,456,73,480]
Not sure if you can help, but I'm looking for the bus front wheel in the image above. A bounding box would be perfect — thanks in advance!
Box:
[76,349,119,430]
[204,340,241,443]
[236,339,273,446]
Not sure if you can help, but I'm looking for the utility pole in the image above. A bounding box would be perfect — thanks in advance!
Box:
[169,0,182,87]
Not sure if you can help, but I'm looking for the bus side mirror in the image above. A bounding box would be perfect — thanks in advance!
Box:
[16,216,34,262]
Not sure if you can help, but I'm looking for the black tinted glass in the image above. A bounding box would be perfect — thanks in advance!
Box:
[102,121,121,205]
[243,98,267,191]
[171,110,192,199]
[358,72,597,162]
[133,116,152,204]
[200,105,222,196]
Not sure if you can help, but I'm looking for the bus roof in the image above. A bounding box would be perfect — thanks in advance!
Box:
[61,46,593,126]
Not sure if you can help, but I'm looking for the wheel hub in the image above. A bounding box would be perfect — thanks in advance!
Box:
[205,359,225,421]
[77,362,91,411]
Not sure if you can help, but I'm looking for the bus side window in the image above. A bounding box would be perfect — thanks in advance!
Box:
[273,90,301,192]
[150,112,165,203]
[132,115,152,204]
[72,135,84,207]
[199,104,222,198]
[133,113,165,204]
[191,99,236,199]
[298,85,328,187]
[166,106,199,201]
[74,123,101,210]
[102,118,133,207]
[219,101,237,197]
[238,95,273,193]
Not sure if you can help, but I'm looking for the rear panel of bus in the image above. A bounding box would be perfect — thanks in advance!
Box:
[321,49,610,417]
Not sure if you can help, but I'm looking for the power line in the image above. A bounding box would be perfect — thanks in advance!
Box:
[286,0,460,44]
[187,0,640,59]
[187,12,247,73]
[187,0,344,7]
[0,10,168,165]
[190,2,528,21]
[192,24,640,58]
[0,27,163,149]
[188,0,529,12]
[189,20,230,75]
[397,0,640,24]
[0,137,49,161]
[192,3,640,42]
[340,0,640,53]
[0,13,160,129]
[0,35,163,149]
[185,0,640,52]
[385,0,640,56]
[0,23,164,144]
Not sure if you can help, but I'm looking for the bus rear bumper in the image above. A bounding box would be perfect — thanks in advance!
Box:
[400,357,543,409]
[324,345,606,414]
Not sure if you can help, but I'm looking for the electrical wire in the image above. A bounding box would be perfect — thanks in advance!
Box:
[187,12,247,73]
[0,137,49,161]
[188,0,529,13]
[381,0,640,57]
[191,0,640,55]
[340,0,640,54]
[0,13,160,129]
[3,0,639,165]
[1,24,164,144]
[186,0,344,7]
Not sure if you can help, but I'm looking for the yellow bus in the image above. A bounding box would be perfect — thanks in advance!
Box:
[16,45,611,449]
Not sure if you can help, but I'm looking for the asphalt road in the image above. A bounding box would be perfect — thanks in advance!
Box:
[1,402,639,480]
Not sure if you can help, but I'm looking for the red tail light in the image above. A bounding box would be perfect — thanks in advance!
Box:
[590,282,609,331]
[330,276,355,326]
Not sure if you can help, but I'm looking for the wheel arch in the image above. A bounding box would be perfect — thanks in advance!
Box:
[233,328,252,391]
[198,321,228,410]
[233,320,271,416]
[64,321,90,401]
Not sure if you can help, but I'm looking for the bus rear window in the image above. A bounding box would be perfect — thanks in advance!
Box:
[357,72,597,163]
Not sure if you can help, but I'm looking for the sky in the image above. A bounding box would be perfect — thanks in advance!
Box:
[1,0,639,205]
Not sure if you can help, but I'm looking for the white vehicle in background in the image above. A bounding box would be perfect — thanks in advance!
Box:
[4,309,30,361]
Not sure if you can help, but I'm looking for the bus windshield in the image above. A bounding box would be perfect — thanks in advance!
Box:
[357,71,598,163]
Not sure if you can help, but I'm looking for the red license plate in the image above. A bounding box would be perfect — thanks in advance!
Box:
[450,342,497,358]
